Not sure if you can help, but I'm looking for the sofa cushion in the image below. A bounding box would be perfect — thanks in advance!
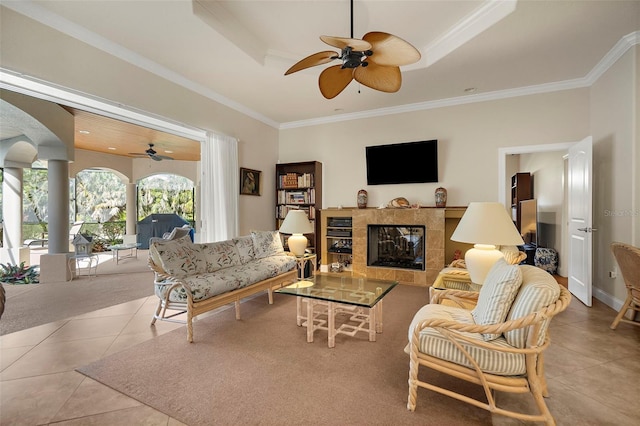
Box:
[408,304,526,376]
[152,235,204,278]
[233,235,255,264]
[504,265,560,348]
[156,255,297,303]
[251,230,285,259]
[472,259,523,341]
[200,240,241,272]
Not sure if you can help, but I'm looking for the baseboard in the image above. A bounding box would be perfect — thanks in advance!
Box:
[593,286,624,312]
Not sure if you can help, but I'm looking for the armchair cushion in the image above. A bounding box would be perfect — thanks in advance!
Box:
[408,304,526,376]
[472,259,523,341]
[500,245,528,265]
[504,265,560,348]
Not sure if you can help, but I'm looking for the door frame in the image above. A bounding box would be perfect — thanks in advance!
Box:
[498,141,577,276]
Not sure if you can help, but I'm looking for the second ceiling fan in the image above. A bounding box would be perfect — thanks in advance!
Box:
[284,0,421,99]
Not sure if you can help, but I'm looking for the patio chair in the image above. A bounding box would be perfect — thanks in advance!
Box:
[407,261,571,425]
[610,242,640,329]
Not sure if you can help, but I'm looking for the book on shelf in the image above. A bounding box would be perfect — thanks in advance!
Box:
[278,172,314,189]
[276,204,316,221]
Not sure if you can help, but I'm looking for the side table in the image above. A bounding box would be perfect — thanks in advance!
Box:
[68,254,99,279]
[290,253,316,279]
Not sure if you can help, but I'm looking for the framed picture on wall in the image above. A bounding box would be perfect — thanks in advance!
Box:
[240,167,261,196]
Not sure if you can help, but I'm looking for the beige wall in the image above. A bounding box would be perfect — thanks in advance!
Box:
[279,90,590,209]
[590,46,638,305]
[2,7,638,310]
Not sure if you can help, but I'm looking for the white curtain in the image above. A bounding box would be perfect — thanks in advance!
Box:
[200,131,239,242]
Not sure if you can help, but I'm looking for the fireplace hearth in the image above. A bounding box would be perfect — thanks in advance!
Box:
[367,225,425,271]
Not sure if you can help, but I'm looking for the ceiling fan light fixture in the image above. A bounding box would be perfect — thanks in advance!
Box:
[284,0,420,99]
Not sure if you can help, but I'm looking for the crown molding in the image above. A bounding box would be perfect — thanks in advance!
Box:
[281,30,639,130]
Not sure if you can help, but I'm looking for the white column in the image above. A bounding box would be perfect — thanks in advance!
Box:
[126,182,137,236]
[2,167,23,249]
[46,160,70,254]
[0,167,29,265]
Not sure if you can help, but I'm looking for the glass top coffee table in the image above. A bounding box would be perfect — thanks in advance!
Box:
[107,242,141,264]
[275,273,397,348]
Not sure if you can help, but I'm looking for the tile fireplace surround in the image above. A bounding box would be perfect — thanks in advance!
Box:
[351,208,445,286]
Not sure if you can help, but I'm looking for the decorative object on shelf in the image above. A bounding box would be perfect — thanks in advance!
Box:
[450,202,524,284]
[240,167,261,196]
[387,197,410,208]
[435,187,447,208]
[279,210,314,256]
[357,189,368,209]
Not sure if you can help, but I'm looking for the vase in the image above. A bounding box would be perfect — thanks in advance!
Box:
[435,187,447,208]
[357,189,368,209]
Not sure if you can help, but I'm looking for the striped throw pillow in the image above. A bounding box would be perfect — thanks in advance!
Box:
[504,265,560,348]
[472,259,523,341]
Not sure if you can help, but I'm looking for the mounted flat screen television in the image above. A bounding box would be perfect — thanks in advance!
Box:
[366,140,438,185]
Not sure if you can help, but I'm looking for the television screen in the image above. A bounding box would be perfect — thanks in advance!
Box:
[366,140,438,185]
[519,199,538,246]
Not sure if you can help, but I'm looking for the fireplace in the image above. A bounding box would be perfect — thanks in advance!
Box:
[367,225,425,271]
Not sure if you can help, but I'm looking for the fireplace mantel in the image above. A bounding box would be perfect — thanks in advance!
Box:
[351,208,445,286]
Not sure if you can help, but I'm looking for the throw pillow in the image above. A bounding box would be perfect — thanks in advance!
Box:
[200,240,241,272]
[504,265,560,348]
[251,230,285,259]
[471,258,523,341]
[154,234,203,278]
[232,235,255,264]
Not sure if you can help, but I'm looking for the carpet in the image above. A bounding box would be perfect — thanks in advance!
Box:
[78,285,491,425]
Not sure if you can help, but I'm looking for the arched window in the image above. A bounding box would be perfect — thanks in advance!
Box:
[137,174,194,223]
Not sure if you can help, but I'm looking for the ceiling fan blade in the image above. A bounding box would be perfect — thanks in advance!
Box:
[319,65,354,99]
[354,62,402,93]
[128,152,147,156]
[153,155,174,161]
[285,51,339,75]
[320,35,371,52]
[362,32,421,66]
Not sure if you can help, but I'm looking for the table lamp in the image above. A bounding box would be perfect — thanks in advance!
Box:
[450,202,524,284]
[279,210,314,256]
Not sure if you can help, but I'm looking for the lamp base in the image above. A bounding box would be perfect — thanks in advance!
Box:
[465,244,505,284]
[287,234,308,257]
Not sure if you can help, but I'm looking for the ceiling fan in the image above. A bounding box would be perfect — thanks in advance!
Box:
[284,0,421,99]
[128,144,174,161]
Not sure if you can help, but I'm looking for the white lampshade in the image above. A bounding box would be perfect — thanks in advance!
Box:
[279,210,314,256]
[451,202,524,284]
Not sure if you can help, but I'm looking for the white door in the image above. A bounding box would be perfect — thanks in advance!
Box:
[568,136,593,306]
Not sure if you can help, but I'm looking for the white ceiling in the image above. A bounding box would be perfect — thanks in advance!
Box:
[4,0,640,128]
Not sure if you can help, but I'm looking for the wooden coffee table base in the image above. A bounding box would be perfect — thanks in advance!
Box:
[296,297,383,348]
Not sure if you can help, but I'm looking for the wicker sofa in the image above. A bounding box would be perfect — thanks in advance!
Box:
[148,231,298,342]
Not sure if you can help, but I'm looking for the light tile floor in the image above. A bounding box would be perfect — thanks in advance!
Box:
[1,289,639,425]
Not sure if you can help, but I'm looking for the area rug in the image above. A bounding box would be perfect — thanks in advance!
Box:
[78,285,490,425]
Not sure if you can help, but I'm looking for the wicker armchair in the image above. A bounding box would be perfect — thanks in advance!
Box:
[407,263,571,425]
[610,242,640,329]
